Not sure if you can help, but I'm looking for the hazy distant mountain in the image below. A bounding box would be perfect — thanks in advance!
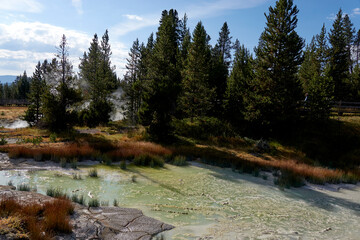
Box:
[0,75,16,84]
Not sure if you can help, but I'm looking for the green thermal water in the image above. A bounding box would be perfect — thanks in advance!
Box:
[0,163,359,239]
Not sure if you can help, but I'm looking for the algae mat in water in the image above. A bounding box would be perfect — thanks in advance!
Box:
[0,163,359,239]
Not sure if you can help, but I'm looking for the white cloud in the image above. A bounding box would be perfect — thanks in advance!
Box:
[187,0,268,19]
[71,0,83,15]
[0,21,90,52]
[111,14,158,37]
[112,0,268,37]
[0,21,128,77]
[326,13,337,21]
[0,49,53,75]
[124,14,143,21]
[352,8,360,16]
[0,0,43,13]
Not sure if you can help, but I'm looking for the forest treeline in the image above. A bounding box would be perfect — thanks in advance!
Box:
[22,31,119,131]
[7,0,360,140]
[122,0,360,140]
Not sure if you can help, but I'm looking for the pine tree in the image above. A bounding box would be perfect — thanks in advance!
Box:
[100,29,118,92]
[16,71,30,100]
[24,62,46,125]
[216,22,232,68]
[3,83,11,99]
[328,9,350,101]
[179,14,191,68]
[79,30,117,126]
[42,35,81,131]
[350,65,360,101]
[139,9,181,141]
[343,14,355,73]
[179,21,214,120]
[123,39,141,124]
[209,22,232,117]
[249,0,304,126]
[354,30,360,66]
[299,26,334,120]
[224,43,254,124]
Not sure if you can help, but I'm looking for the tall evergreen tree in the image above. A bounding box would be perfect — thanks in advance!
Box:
[139,9,181,141]
[179,21,214,120]
[350,64,360,101]
[24,62,46,125]
[328,9,350,101]
[123,39,141,124]
[179,14,191,69]
[299,27,334,120]
[354,30,360,66]
[248,0,304,126]
[343,14,355,73]
[79,30,117,126]
[0,84,3,100]
[16,71,30,100]
[224,44,254,124]
[3,83,11,99]
[209,22,232,117]
[42,35,81,131]
[216,22,232,68]
[100,29,118,92]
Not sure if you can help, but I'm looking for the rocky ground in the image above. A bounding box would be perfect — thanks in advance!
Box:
[0,185,173,240]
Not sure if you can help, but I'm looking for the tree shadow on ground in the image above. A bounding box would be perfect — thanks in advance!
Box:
[202,162,360,214]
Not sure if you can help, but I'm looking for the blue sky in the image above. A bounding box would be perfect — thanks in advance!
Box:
[0,0,359,77]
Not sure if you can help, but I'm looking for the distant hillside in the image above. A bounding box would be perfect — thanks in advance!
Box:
[0,75,16,84]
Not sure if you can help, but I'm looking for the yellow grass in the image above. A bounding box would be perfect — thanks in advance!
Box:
[0,106,27,121]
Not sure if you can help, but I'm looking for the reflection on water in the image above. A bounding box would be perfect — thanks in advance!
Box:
[0,163,359,239]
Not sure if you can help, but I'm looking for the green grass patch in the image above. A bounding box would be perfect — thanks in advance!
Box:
[88,198,100,207]
[133,154,164,168]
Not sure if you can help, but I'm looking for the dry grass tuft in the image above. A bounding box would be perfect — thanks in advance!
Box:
[43,198,73,233]
[107,141,172,160]
[0,197,73,239]
[0,106,27,121]
[1,141,173,164]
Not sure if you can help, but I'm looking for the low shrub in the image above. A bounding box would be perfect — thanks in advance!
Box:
[113,199,118,207]
[120,160,127,170]
[88,168,98,178]
[32,136,43,145]
[49,133,57,143]
[100,200,109,206]
[171,155,188,166]
[71,158,78,169]
[0,136,7,145]
[72,173,82,180]
[71,194,85,205]
[88,198,100,207]
[273,170,305,189]
[60,158,67,168]
[102,154,112,166]
[173,117,234,140]
[252,168,260,177]
[46,186,67,198]
[17,183,30,191]
[7,180,13,187]
[133,154,164,168]
[131,175,137,183]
